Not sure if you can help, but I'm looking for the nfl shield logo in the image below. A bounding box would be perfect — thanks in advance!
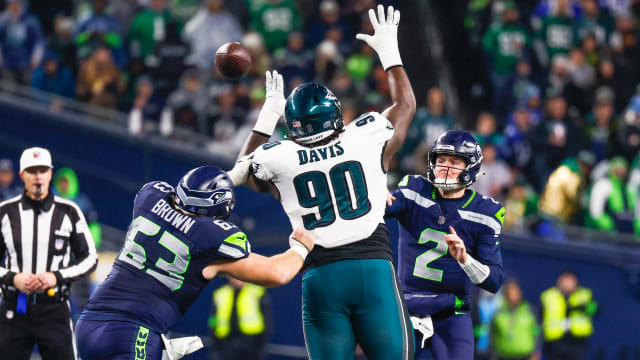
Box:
[55,238,64,250]
[292,120,302,128]
[437,216,446,225]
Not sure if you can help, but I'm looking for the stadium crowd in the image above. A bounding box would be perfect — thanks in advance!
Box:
[0,1,634,359]
[1,0,637,240]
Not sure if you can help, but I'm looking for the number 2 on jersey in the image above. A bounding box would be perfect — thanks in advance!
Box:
[293,161,371,230]
[118,216,190,291]
[413,228,448,282]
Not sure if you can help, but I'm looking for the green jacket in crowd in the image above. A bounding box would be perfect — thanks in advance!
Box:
[491,301,539,358]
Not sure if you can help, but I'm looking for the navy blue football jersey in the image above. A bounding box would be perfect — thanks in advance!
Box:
[82,181,250,333]
[386,175,504,306]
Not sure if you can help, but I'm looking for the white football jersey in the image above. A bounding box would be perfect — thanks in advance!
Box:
[252,112,394,248]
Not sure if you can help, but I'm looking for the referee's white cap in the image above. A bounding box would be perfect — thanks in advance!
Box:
[20,147,53,172]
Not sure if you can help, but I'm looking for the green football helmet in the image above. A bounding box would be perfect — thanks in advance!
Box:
[284,83,344,145]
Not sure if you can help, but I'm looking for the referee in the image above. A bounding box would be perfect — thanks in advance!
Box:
[0,147,97,359]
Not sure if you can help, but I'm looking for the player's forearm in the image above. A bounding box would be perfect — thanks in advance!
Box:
[237,131,270,159]
[382,66,416,166]
[260,250,305,287]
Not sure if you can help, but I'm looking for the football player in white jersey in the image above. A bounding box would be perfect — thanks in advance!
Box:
[227,5,416,359]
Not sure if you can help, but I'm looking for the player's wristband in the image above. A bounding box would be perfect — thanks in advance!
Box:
[377,47,403,72]
[458,254,490,284]
[289,236,310,260]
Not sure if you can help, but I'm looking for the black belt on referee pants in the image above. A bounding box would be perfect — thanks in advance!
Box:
[2,290,66,305]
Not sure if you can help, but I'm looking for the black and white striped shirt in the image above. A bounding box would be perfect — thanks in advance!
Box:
[0,191,97,292]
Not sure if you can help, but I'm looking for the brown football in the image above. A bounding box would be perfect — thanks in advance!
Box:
[215,42,251,79]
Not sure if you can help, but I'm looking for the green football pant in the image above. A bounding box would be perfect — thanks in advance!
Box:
[302,259,414,360]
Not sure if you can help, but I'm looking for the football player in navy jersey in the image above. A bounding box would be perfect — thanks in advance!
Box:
[386,130,505,360]
[75,166,314,360]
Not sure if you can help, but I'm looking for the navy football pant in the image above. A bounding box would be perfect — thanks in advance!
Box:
[414,312,474,360]
[302,259,414,360]
[76,318,163,360]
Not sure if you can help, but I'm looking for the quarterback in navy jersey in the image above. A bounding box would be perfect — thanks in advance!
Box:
[75,166,314,360]
[386,130,505,360]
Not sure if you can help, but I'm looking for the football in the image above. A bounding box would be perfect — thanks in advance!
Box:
[215,42,251,79]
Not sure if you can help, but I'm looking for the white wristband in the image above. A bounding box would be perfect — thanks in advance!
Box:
[378,48,403,71]
[459,254,490,284]
[289,237,309,260]
[253,107,280,136]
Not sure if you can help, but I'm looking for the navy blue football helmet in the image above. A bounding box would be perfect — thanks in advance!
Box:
[426,130,483,191]
[284,82,343,144]
[175,166,235,219]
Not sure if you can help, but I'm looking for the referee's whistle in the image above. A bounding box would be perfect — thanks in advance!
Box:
[46,288,56,297]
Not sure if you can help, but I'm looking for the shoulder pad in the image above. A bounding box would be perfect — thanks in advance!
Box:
[468,193,505,227]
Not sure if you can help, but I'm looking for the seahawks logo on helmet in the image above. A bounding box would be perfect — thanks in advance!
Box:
[175,166,236,219]
[426,130,483,191]
[284,82,344,145]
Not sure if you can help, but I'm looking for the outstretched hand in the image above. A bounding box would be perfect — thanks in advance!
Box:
[253,70,286,137]
[355,5,402,71]
[445,226,467,263]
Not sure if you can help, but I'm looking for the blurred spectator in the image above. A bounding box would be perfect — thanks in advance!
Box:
[128,76,165,135]
[345,40,375,83]
[206,85,247,151]
[160,69,208,137]
[575,0,614,46]
[566,47,596,112]
[491,279,540,360]
[76,45,125,109]
[398,87,452,173]
[52,167,101,250]
[314,39,342,84]
[471,142,513,200]
[273,31,314,82]
[530,0,582,32]
[0,0,45,84]
[586,156,634,233]
[501,106,534,174]
[546,55,571,95]
[128,0,182,63]
[48,16,77,77]
[182,0,242,70]
[473,288,503,360]
[530,91,582,186]
[249,0,301,53]
[511,59,537,108]
[540,271,597,360]
[52,166,101,316]
[538,151,595,236]
[149,21,190,96]
[585,86,620,162]
[618,94,640,161]
[473,111,503,146]
[522,85,544,125]
[534,0,577,68]
[242,32,271,78]
[0,158,21,201]
[610,20,640,111]
[74,0,126,68]
[209,277,271,360]
[306,0,351,51]
[30,50,75,100]
[503,175,539,230]
[167,0,202,24]
[628,153,640,237]
[482,1,531,120]
[580,32,600,68]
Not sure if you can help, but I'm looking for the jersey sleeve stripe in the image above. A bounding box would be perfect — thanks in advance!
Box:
[400,189,436,209]
[457,210,502,235]
[218,244,247,259]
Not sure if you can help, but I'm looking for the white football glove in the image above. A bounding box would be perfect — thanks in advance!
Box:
[356,5,402,71]
[253,70,285,137]
[227,153,254,186]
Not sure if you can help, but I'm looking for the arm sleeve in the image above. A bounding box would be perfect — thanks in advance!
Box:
[474,233,504,293]
[55,205,97,283]
[251,143,280,182]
